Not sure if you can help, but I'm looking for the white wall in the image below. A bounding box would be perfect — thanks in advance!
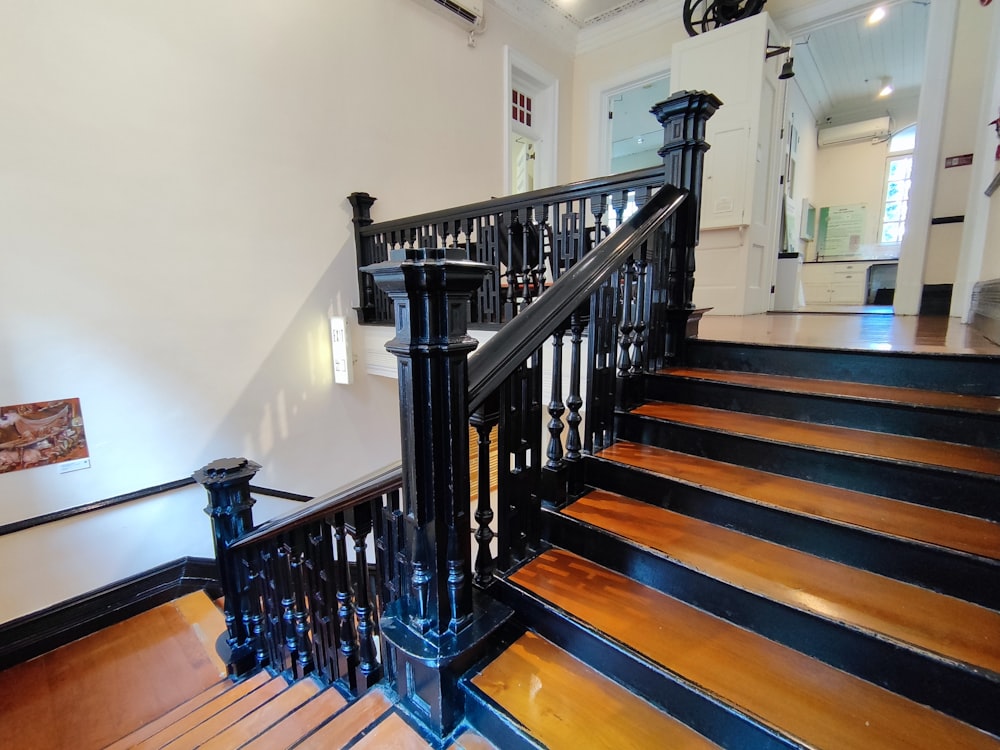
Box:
[924,0,992,288]
[784,79,819,259]
[811,139,888,257]
[0,0,573,622]
[570,10,688,180]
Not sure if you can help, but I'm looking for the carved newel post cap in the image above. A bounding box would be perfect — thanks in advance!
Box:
[193,457,261,487]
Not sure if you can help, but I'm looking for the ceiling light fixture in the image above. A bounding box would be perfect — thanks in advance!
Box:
[867,6,887,25]
[878,76,894,97]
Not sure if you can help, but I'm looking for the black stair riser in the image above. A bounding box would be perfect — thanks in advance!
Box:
[645,376,1000,449]
[616,413,1000,522]
[584,457,1000,610]
[546,512,1000,737]
[489,577,796,750]
[685,340,1000,395]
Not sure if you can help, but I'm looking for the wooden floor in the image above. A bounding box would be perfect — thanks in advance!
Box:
[697,312,1000,355]
[0,591,226,749]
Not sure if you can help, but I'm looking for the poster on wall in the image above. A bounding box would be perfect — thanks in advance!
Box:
[817,204,866,259]
[0,398,89,474]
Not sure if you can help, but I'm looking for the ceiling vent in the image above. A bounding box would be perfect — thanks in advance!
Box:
[416,0,485,30]
[817,117,891,148]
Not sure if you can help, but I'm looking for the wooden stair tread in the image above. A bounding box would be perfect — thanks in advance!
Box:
[661,366,1000,413]
[241,683,348,750]
[471,631,718,749]
[0,592,228,750]
[104,678,235,750]
[596,441,1000,561]
[352,711,432,749]
[196,675,322,750]
[294,687,393,750]
[633,402,1000,475]
[565,489,1000,674]
[171,590,228,678]
[510,549,1000,750]
[132,671,282,748]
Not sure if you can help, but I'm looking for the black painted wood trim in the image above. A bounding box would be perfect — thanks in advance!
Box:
[930,216,964,225]
[249,485,312,503]
[0,478,196,538]
[0,556,220,671]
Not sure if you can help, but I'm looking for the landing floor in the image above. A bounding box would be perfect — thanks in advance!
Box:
[697,313,1000,355]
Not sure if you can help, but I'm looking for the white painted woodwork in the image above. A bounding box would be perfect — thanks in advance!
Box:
[670,12,787,315]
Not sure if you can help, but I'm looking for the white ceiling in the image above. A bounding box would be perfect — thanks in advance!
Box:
[531,0,928,128]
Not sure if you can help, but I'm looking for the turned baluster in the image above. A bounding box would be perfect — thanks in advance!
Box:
[632,250,649,374]
[331,511,359,680]
[565,312,584,463]
[470,403,498,586]
[617,259,635,378]
[546,327,567,471]
[350,503,380,687]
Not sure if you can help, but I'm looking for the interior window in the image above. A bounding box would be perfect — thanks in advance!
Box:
[880,125,916,244]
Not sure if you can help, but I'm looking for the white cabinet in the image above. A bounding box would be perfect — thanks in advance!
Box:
[801,262,874,305]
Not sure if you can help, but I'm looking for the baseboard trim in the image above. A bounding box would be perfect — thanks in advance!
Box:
[0,556,220,671]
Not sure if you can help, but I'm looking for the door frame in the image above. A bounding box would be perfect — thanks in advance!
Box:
[504,47,558,194]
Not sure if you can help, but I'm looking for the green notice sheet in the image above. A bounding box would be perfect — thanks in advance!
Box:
[817,204,865,258]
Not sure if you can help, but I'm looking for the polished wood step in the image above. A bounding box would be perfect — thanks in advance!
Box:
[240,684,348,750]
[563,490,1000,674]
[660,367,1000,413]
[471,631,718,749]
[294,688,394,750]
[510,549,1000,750]
[197,675,322,749]
[595,441,1000,561]
[632,402,1000,475]
[351,711,432,749]
[133,671,287,748]
[0,591,227,750]
[448,729,500,749]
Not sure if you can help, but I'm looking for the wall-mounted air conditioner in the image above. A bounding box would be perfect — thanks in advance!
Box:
[415,0,484,30]
[817,117,891,148]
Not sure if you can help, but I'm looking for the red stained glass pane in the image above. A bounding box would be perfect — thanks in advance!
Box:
[526,97,532,112]
[526,113,532,127]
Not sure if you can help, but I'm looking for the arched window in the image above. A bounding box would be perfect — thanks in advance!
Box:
[880,125,916,244]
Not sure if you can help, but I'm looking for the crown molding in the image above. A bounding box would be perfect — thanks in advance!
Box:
[490,0,580,54]
[576,0,684,55]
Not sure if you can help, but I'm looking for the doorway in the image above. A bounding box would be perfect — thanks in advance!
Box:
[504,48,558,195]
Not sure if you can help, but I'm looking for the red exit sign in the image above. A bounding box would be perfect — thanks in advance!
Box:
[944,154,974,168]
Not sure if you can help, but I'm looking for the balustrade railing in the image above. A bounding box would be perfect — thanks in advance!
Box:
[195,460,404,695]
[350,165,669,327]
[202,89,719,740]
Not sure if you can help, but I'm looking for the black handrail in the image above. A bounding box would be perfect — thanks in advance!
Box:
[224,183,687,547]
[362,165,667,235]
[228,463,402,552]
[228,185,686,555]
[467,183,687,412]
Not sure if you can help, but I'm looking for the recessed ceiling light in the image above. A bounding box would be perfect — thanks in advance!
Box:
[867,6,887,25]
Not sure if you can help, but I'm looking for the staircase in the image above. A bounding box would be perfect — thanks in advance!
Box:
[464,339,1000,749]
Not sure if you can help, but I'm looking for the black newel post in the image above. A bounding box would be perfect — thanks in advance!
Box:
[363,248,512,738]
[194,456,262,678]
[349,191,379,324]
[651,90,722,363]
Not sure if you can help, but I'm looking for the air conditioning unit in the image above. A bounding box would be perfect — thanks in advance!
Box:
[817,117,891,148]
[415,0,484,30]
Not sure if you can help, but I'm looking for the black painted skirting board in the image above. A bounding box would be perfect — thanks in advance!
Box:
[0,556,220,671]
